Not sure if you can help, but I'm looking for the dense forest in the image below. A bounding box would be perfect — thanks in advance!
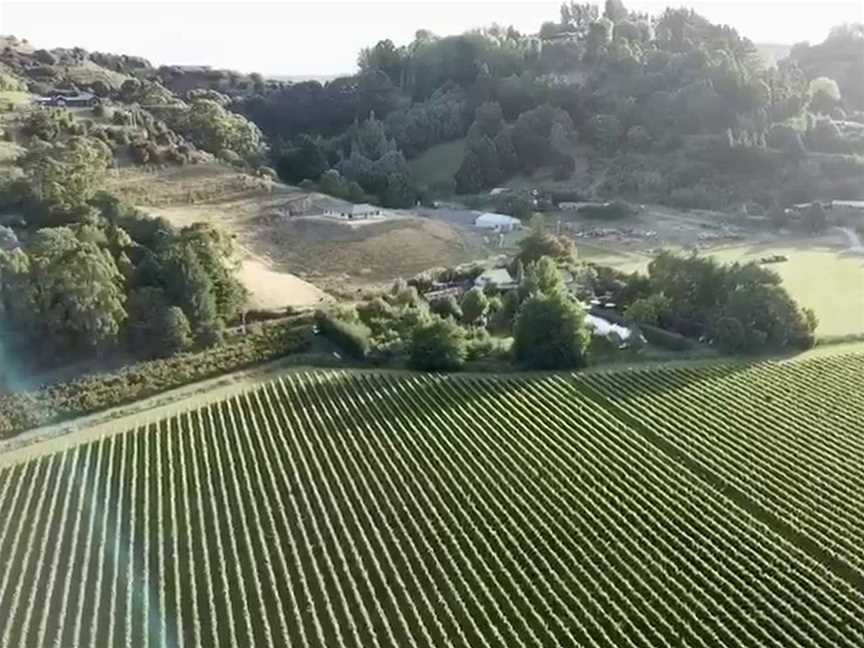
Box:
[234,2,864,209]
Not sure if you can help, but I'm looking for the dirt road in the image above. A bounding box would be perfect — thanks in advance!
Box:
[837,226,864,253]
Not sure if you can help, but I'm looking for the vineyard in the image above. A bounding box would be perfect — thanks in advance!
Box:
[1,356,864,647]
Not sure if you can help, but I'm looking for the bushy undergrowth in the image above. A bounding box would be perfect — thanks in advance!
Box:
[0,317,312,438]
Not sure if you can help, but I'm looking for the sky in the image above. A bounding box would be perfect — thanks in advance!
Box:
[0,0,861,76]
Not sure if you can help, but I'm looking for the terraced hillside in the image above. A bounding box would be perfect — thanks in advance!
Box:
[1,358,864,647]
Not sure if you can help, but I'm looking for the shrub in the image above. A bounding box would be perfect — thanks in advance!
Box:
[465,327,509,362]
[0,317,312,438]
[624,294,671,326]
[577,201,636,220]
[429,295,463,321]
[409,315,467,371]
[21,108,73,141]
[639,323,694,351]
[461,287,489,325]
[315,311,371,358]
[713,316,747,353]
[512,292,591,369]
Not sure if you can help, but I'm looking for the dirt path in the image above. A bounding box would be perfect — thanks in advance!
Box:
[238,259,332,309]
[837,226,864,253]
[0,354,332,468]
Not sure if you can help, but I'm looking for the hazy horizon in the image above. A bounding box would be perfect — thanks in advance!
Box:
[1,0,862,76]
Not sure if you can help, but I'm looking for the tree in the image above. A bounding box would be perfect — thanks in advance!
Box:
[409,315,467,371]
[516,228,572,265]
[520,256,565,299]
[429,295,463,321]
[21,108,73,141]
[585,114,623,153]
[808,77,842,114]
[624,294,671,326]
[540,21,562,40]
[164,245,221,346]
[719,283,817,351]
[20,137,112,219]
[475,101,504,138]
[461,287,489,325]
[126,286,169,357]
[276,134,329,183]
[604,0,628,22]
[358,39,404,85]
[26,227,126,353]
[174,99,265,161]
[174,223,247,323]
[804,202,828,233]
[494,191,533,221]
[560,2,599,37]
[512,291,591,369]
[714,315,748,353]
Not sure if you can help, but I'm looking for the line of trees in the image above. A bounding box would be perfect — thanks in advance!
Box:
[0,136,246,369]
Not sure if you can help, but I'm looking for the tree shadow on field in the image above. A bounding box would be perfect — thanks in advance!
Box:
[575,359,756,402]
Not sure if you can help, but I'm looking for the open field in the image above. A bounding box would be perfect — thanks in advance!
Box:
[258,216,488,290]
[407,138,465,186]
[2,355,864,647]
[709,244,864,338]
[110,164,491,296]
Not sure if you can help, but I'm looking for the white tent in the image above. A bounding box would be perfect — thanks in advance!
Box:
[474,212,521,231]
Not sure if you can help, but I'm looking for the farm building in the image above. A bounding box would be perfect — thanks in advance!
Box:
[474,267,517,290]
[474,212,521,232]
[324,203,383,220]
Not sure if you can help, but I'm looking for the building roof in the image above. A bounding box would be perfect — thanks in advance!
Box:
[474,212,521,227]
[475,268,515,286]
[347,203,379,214]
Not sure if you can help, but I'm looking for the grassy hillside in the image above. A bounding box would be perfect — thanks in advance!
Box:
[2,355,864,646]
[408,138,465,187]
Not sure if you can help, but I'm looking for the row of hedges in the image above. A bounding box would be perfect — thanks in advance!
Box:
[0,316,313,438]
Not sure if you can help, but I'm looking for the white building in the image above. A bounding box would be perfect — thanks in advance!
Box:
[324,203,382,220]
[474,268,517,290]
[474,212,521,232]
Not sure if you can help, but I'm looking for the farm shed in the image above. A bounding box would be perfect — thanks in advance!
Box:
[474,212,521,232]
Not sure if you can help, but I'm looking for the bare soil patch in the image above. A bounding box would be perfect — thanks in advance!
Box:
[110,163,487,299]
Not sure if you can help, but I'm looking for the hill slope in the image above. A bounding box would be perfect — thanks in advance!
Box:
[1,354,864,647]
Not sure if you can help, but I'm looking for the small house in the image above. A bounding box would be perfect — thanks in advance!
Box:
[324,203,382,220]
[474,212,521,232]
[474,268,517,290]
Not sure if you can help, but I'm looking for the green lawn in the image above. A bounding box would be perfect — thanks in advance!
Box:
[408,138,465,186]
[710,244,864,338]
[0,91,31,109]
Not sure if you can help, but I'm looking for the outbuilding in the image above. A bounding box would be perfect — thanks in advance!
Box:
[474,268,517,290]
[324,203,382,220]
[474,212,521,232]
